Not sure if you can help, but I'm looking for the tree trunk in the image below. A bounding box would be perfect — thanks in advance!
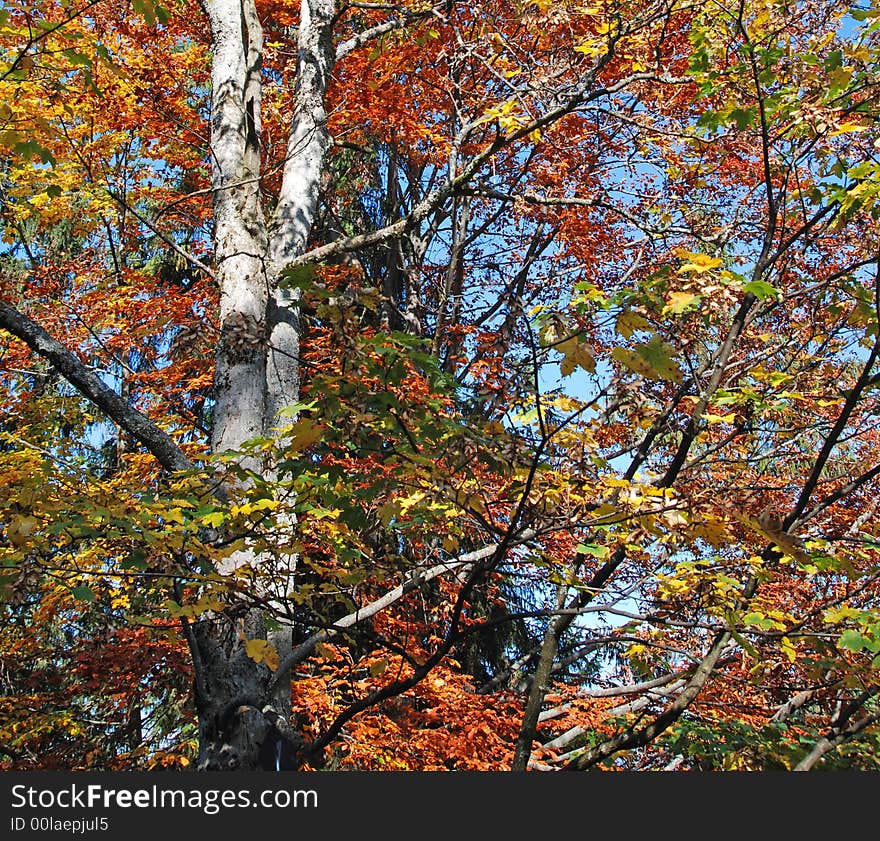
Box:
[193,0,335,771]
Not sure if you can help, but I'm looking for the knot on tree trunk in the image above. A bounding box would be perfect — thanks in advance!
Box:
[220,311,267,363]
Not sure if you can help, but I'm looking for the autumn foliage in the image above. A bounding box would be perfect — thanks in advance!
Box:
[2,0,880,772]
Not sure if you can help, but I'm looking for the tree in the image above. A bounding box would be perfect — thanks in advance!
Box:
[2,0,880,772]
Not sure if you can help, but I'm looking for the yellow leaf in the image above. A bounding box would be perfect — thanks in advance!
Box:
[8,516,38,547]
[690,515,732,548]
[286,419,325,453]
[616,309,651,338]
[575,38,605,57]
[558,336,596,376]
[248,497,280,512]
[315,642,336,660]
[677,251,723,274]
[244,638,280,671]
[662,291,702,315]
[830,121,867,137]
[730,509,810,565]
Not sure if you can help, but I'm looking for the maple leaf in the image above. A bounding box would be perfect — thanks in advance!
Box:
[557,336,596,376]
[663,291,702,315]
[613,335,683,382]
[244,639,280,671]
[677,252,723,274]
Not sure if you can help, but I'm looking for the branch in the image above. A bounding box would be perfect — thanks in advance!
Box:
[335,2,450,60]
[544,679,690,757]
[770,688,817,723]
[1,0,104,82]
[0,301,193,474]
[537,670,691,724]
[794,691,880,771]
[268,534,534,692]
[304,523,538,756]
[335,17,402,60]
[563,627,733,770]
[659,292,757,487]
[284,62,689,272]
[795,461,880,531]
[784,261,880,530]
[460,186,707,241]
[106,190,216,279]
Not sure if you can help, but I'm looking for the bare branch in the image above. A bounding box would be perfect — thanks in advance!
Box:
[0,301,193,474]
[268,532,535,692]
[106,190,216,279]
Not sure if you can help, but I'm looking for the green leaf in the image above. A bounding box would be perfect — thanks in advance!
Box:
[337,568,367,585]
[576,543,610,559]
[71,585,96,602]
[637,336,683,382]
[13,140,56,166]
[727,107,755,130]
[120,551,148,571]
[0,573,17,601]
[277,399,318,418]
[696,110,721,132]
[742,280,779,300]
[824,605,862,624]
[279,263,319,290]
[730,629,759,658]
[838,629,869,652]
[132,0,156,26]
[62,48,92,68]
[613,334,682,382]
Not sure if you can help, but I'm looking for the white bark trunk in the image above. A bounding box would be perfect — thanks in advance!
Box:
[195,0,338,770]
[206,0,269,457]
[198,0,280,771]
[265,0,336,428]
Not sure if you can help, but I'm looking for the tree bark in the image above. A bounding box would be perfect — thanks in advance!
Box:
[205,0,268,461]
[192,0,337,771]
[266,0,335,427]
